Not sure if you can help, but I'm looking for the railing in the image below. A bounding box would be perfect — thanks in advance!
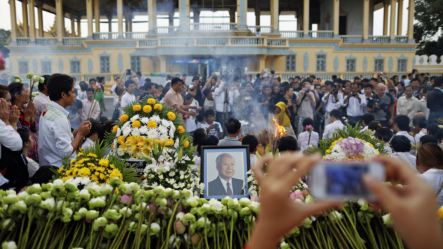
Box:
[191,23,236,31]
[35,38,58,46]
[341,35,363,43]
[231,37,264,46]
[308,31,334,38]
[156,26,180,34]
[195,37,230,46]
[138,37,266,48]
[159,37,195,46]
[280,31,304,39]
[247,26,272,35]
[368,35,391,43]
[393,36,409,43]
[16,37,31,46]
[267,38,287,46]
[62,38,86,46]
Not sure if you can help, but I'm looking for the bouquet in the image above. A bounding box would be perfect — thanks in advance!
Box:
[324,137,380,161]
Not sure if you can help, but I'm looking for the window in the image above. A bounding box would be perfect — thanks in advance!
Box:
[316,54,326,72]
[41,61,52,74]
[398,59,407,73]
[130,56,141,73]
[346,59,356,72]
[374,59,384,72]
[100,56,110,73]
[70,60,81,74]
[18,61,29,74]
[286,55,296,71]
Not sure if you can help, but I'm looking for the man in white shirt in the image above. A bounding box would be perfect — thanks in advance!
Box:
[80,88,101,121]
[323,109,345,139]
[393,115,415,146]
[121,80,137,109]
[162,78,193,117]
[397,86,427,122]
[38,74,91,167]
[213,80,227,123]
[322,82,343,121]
[344,83,367,125]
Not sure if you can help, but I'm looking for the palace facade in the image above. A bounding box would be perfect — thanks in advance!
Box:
[7,0,416,81]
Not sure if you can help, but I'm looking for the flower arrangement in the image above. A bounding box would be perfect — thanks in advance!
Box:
[324,137,380,161]
[0,181,410,249]
[110,98,197,191]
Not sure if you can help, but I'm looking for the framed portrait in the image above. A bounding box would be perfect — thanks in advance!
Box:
[201,146,250,199]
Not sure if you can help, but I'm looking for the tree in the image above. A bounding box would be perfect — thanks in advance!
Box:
[414,0,443,57]
[0,29,11,58]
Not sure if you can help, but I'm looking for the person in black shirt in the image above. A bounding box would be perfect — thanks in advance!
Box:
[427,77,443,126]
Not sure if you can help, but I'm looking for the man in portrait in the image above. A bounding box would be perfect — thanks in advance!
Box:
[208,153,244,196]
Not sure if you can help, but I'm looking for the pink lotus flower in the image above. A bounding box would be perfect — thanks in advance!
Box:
[120,194,133,204]
[290,190,305,201]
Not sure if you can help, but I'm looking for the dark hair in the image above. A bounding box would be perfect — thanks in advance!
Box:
[203,135,219,146]
[395,115,410,131]
[362,113,375,126]
[242,135,259,154]
[89,78,97,84]
[203,88,212,97]
[171,77,184,86]
[31,166,59,184]
[368,121,381,131]
[86,119,102,138]
[8,82,25,104]
[192,128,207,154]
[204,109,215,118]
[38,75,50,92]
[420,135,438,145]
[302,118,314,127]
[330,109,342,119]
[86,87,95,93]
[417,143,443,169]
[277,136,299,152]
[184,93,194,101]
[0,85,9,99]
[412,115,427,129]
[225,118,241,134]
[390,135,411,152]
[47,74,74,101]
[375,127,393,142]
[125,79,136,89]
[17,127,31,147]
[427,124,443,141]
[79,81,89,91]
[363,83,373,89]
[434,77,443,87]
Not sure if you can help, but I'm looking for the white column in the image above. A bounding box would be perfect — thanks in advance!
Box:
[237,0,248,29]
[390,0,397,38]
[56,0,63,42]
[303,0,309,35]
[94,0,100,32]
[383,1,389,35]
[363,0,369,40]
[28,0,36,40]
[270,0,279,32]
[108,16,112,32]
[407,0,414,40]
[38,4,44,37]
[148,0,157,33]
[397,0,403,35]
[179,0,190,31]
[71,18,75,36]
[9,0,17,41]
[22,0,29,37]
[87,0,93,37]
[117,0,123,35]
[333,0,339,36]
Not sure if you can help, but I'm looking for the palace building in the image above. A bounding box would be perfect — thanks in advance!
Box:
[7,0,416,81]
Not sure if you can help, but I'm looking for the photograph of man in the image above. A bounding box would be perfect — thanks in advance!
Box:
[208,153,244,196]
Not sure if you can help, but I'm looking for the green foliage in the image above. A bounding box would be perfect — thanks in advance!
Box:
[414,0,443,56]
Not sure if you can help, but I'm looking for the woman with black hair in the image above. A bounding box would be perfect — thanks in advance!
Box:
[390,135,416,169]
[417,143,443,206]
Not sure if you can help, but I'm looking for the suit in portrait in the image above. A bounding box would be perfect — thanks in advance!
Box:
[206,153,245,196]
[208,177,244,196]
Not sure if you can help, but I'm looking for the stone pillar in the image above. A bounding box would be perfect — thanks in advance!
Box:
[179,0,190,31]
[333,0,339,36]
[407,0,414,40]
[363,0,369,40]
[159,56,167,72]
[28,0,35,40]
[168,12,174,28]
[229,9,236,24]
[390,0,397,38]
[383,1,389,35]
[237,0,248,30]
[117,0,123,36]
[255,8,260,27]
[397,0,403,35]
[303,0,309,35]
[128,15,133,32]
[71,18,76,36]
[148,0,157,33]
[9,0,17,42]
[87,0,93,37]
[22,0,29,37]
[77,18,81,36]
[108,16,112,32]
[94,0,100,32]
[38,4,44,37]
[56,0,64,41]
[270,0,279,32]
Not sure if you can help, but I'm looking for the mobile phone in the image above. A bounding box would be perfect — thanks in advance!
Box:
[309,161,385,200]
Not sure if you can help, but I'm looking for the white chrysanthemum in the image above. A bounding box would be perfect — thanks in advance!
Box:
[116,128,121,137]
[139,126,148,135]
[147,129,160,138]
[141,117,149,124]
[131,128,140,136]
[122,121,130,130]
[122,127,132,137]
[130,114,140,121]
[151,115,161,123]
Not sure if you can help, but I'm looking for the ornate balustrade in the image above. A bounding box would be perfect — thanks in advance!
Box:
[192,23,236,31]
[308,30,334,38]
[280,31,304,39]
[341,35,363,43]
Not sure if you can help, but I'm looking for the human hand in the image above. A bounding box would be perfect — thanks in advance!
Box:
[365,156,443,249]
[0,99,9,123]
[9,105,20,127]
[249,154,341,249]
[77,121,92,137]
[24,102,36,122]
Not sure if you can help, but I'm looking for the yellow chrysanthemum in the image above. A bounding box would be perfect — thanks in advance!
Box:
[167,112,176,121]
[118,136,125,145]
[99,159,109,167]
[147,98,156,105]
[112,125,119,134]
[183,140,190,148]
[119,114,129,123]
[132,104,142,112]
[165,139,175,147]
[132,120,141,128]
[438,206,443,219]
[147,120,157,129]
[78,167,91,177]
[143,105,152,114]
[154,103,163,111]
[177,125,185,134]
[110,169,123,179]
[87,153,97,158]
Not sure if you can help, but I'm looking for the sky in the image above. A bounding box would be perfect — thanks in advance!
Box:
[0,0,410,36]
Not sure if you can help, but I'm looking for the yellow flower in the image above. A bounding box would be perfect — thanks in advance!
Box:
[147,98,156,105]
[91,175,99,182]
[119,114,129,123]
[177,125,185,134]
[78,167,91,177]
[154,103,163,111]
[143,105,152,114]
[439,206,443,219]
[110,169,123,179]
[147,120,157,129]
[132,120,141,128]
[117,136,125,145]
[167,112,176,121]
[112,125,119,134]
[132,104,142,112]
[87,153,97,158]
[183,140,190,148]
[165,139,175,147]
[99,159,109,167]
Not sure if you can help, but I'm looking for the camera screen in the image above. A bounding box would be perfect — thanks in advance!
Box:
[325,164,369,196]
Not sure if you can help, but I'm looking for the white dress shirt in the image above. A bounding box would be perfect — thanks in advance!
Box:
[422,168,443,206]
[298,131,320,151]
[219,177,232,193]
[80,99,101,121]
[395,131,415,146]
[213,82,226,113]
[392,152,416,170]
[415,129,427,144]
[322,92,344,113]
[323,120,345,139]
[185,99,199,133]
[121,92,136,109]
[81,138,95,150]
[396,96,426,121]
[0,119,23,159]
[346,94,367,117]
[38,101,75,167]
